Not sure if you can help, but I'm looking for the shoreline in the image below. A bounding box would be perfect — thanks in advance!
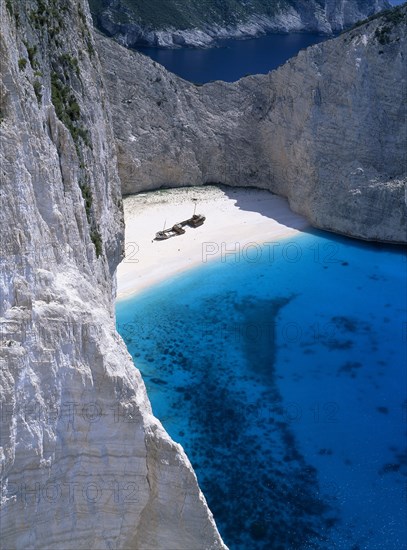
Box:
[116,186,310,301]
[133,29,331,52]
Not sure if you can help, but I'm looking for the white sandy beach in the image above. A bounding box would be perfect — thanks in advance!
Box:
[116,186,310,300]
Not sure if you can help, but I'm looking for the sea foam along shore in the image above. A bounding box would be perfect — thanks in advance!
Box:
[116,185,310,300]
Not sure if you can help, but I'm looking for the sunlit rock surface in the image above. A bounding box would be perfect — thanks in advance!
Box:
[98,6,406,243]
[0,1,226,548]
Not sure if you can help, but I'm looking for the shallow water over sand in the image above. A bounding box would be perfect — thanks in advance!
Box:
[117,229,406,549]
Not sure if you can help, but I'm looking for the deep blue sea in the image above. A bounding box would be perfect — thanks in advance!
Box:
[117,229,406,549]
[135,2,405,83]
[136,32,327,83]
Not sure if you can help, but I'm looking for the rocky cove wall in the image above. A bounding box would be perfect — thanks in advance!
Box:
[0,1,226,548]
[97,7,406,243]
[91,0,390,48]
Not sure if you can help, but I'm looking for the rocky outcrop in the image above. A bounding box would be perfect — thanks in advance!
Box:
[90,0,390,48]
[1,1,405,545]
[97,5,406,243]
[0,1,226,548]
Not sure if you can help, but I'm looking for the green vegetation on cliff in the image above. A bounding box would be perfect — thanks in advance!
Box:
[89,0,284,29]
[345,3,406,45]
[5,0,102,258]
[349,1,406,29]
[89,0,389,30]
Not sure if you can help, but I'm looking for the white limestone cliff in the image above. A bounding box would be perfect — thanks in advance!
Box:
[1,1,405,547]
[0,1,226,548]
[97,6,406,243]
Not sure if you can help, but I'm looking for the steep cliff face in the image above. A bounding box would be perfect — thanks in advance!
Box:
[0,1,226,548]
[97,5,406,243]
[90,0,390,48]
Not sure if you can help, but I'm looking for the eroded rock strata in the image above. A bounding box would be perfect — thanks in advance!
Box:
[0,1,226,548]
[1,2,406,549]
[97,6,406,243]
[90,0,390,48]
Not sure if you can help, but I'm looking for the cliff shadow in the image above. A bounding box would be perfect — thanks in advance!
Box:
[218,184,313,234]
[218,185,406,252]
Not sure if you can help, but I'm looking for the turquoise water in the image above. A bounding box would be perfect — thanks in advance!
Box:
[116,230,406,549]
